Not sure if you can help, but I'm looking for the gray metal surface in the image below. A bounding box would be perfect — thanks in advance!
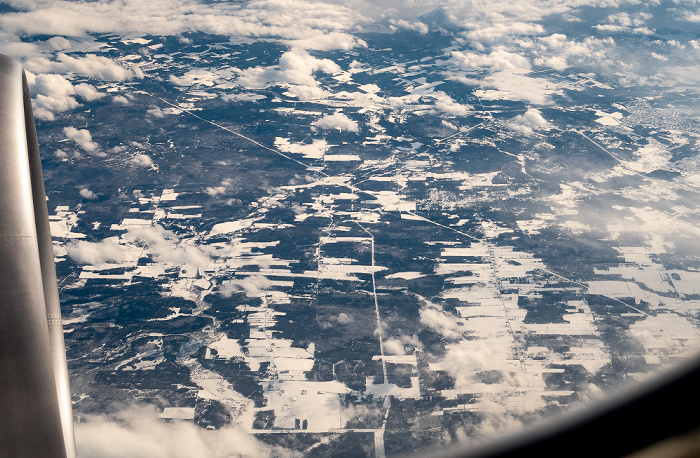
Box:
[0,54,75,457]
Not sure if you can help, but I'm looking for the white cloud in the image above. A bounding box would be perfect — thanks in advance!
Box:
[384,334,421,355]
[64,127,100,153]
[281,47,342,81]
[435,0,648,33]
[594,24,653,35]
[685,11,700,23]
[0,0,368,52]
[419,302,463,340]
[221,93,267,103]
[429,91,471,116]
[74,82,105,101]
[24,53,136,81]
[440,340,496,387]
[389,19,429,34]
[593,12,654,35]
[131,154,154,168]
[29,73,79,120]
[286,31,367,51]
[448,47,561,103]
[205,179,233,196]
[66,239,123,265]
[235,48,341,101]
[146,106,167,118]
[442,120,458,130]
[506,108,548,135]
[31,73,74,97]
[383,338,406,355]
[112,95,130,104]
[465,22,545,47]
[33,93,79,120]
[205,186,228,196]
[122,225,213,269]
[79,187,98,199]
[476,71,561,105]
[75,405,270,458]
[46,36,72,51]
[27,73,106,120]
[169,74,190,86]
[219,275,273,297]
[312,112,359,132]
[0,34,42,57]
[320,311,355,329]
[451,48,532,73]
[532,35,615,71]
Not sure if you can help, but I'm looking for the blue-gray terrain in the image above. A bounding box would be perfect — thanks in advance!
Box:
[2,0,700,456]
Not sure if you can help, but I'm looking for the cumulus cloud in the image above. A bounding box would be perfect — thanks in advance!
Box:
[29,73,77,120]
[506,108,548,135]
[236,48,341,101]
[532,35,615,71]
[428,91,472,116]
[475,72,561,105]
[205,179,234,197]
[286,31,367,51]
[79,187,98,200]
[67,222,213,271]
[442,120,458,130]
[112,95,130,104]
[65,127,100,153]
[428,335,548,438]
[383,338,406,355]
[389,19,429,34]
[219,275,273,297]
[66,238,123,264]
[0,0,367,51]
[131,154,154,168]
[146,106,169,118]
[451,48,532,73]
[0,33,42,57]
[419,301,463,339]
[123,225,213,268]
[33,94,79,121]
[319,311,355,329]
[593,12,654,35]
[46,36,72,51]
[448,28,615,104]
[384,334,421,355]
[24,53,136,81]
[205,186,228,197]
[31,72,73,97]
[221,93,267,103]
[75,405,270,458]
[278,48,342,84]
[27,73,106,120]
[437,0,647,34]
[440,340,496,387]
[312,112,359,132]
[685,11,700,23]
[465,22,545,48]
[74,82,105,101]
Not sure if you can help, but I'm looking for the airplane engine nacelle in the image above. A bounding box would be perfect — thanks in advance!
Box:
[0,54,76,458]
